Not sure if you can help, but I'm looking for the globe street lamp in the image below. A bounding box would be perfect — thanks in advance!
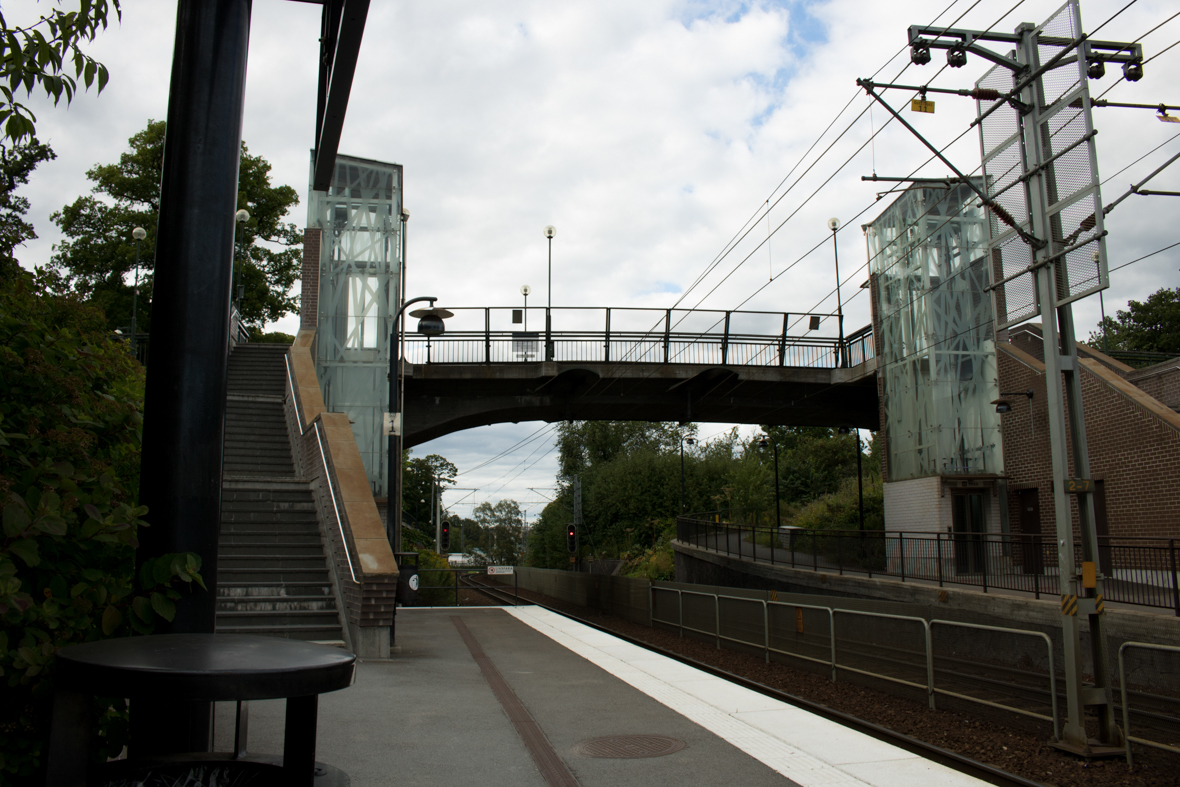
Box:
[680,437,696,514]
[828,217,845,368]
[130,227,147,355]
[387,296,451,554]
[545,225,555,360]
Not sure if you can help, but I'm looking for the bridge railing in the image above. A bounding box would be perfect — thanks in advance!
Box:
[401,306,874,368]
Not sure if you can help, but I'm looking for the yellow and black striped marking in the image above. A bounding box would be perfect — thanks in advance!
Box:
[1095,594,1104,614]
[1061,595,1078,616]
[769,590,778,602]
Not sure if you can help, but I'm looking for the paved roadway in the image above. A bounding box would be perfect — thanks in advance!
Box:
[214,606,987,786]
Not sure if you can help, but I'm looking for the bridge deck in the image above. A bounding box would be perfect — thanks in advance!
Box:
[403,358,879,447]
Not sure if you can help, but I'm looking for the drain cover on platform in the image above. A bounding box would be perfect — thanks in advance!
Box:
[576,735,686,759]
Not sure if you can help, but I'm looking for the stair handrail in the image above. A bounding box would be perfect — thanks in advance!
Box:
[284,352,358,582]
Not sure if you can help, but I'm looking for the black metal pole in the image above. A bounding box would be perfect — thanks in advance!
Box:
[680,440,686,514]
[134,0,252,755]
[138,0,251,635]
[130,238,141,353]
[388,311,401,550]
[832,228,845,367]
[387,294,437,554]
[856,432,864,531]
[546,235,553,360]
[772,441,781,530]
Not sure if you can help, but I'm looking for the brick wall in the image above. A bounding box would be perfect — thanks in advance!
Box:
[1127,360,1180,413]
[883,476,946,532]
[998,343,1180,540]
[300,228,321,332]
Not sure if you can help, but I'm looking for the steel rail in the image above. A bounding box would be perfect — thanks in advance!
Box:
[467,577,1041,787]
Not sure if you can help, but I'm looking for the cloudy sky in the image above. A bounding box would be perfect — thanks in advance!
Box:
[13,0,1179,522]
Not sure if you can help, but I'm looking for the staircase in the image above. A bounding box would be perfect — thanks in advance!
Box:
[216,343,345,642]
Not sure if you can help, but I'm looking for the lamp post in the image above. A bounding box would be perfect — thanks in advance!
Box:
[828,217,845,367]
[232,209,250,318]
[130,227,147,354]
[758,436,781,529]
[545,225,555,360]
[680,437,696,514]
[521,284,530,332]
[387,296,450,554]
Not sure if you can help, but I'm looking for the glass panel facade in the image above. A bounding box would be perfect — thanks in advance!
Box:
[309,154,403,496]
[866,184,1002,481]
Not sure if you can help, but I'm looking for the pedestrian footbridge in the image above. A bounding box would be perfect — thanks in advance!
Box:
[396,307,878,447]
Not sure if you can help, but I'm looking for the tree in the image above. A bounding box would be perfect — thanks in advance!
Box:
[760,426,864,506]
[0,270,202,784]
[0,138,55,281]
[472,499,525,565]
[0,2,120,143]
[401,452,457,527]
[1089,287,1180,356]
[49,120,303,331]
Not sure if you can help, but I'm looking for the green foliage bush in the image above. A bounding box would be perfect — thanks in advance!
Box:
[620,519,676,581]
[413,549,456,606]
[247,329,294,344]
[0,272,202,784]
[791,476,884,531]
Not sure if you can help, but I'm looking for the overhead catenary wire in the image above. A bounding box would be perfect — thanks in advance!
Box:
[1109,239,1180,272]
[669,0,967,311]
[457,422,557,476]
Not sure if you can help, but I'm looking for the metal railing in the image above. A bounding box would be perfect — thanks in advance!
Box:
[650,585,1059,736]
[284,353,357,583]
[677,515,1180,614]
[400,306,874,369]
[412,567,520,606]
[1118,641,1180,766]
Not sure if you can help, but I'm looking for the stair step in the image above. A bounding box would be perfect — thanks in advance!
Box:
[218,582,333,594]
[215,609,339,625]
[221,494,313,503]
[217,597,337,612]
[218,568,331,582]
[219,544,326,557]
[219,520,320,531]
[222,498,314,508]
[212,624,344,641]
[219,554,327,567]
[219,532,321,542]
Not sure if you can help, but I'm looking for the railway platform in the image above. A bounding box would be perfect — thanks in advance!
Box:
[214,606,991,786]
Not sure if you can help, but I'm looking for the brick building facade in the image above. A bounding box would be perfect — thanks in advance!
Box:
[998,325,1180,541]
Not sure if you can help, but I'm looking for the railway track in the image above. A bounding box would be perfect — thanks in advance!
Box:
[460,575,1044,787]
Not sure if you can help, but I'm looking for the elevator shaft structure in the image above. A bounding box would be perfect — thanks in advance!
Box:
[310,154,404,497]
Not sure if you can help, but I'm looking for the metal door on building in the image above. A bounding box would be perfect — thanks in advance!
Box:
[952,493,986,574]
[1016,488,1043,575]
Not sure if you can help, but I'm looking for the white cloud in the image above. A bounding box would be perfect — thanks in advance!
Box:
[10,0,1179,509]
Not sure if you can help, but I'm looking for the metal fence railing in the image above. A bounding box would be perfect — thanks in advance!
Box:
[409,566,520,607]
[400,306,873,369]
[1119,642,1180,766]
[677,515,1180,614]
[650,585,1060,738]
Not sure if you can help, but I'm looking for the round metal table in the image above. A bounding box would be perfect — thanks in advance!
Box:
[47,634,356,786]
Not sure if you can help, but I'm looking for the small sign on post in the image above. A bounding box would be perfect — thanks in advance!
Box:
[487,566,514,576]
[911,98,936,114]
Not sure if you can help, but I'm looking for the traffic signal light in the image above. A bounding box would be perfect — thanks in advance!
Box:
[566,524,577,554]
[440,521,450,553]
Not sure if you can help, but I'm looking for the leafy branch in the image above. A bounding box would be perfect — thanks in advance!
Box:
[0,1,121,143]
